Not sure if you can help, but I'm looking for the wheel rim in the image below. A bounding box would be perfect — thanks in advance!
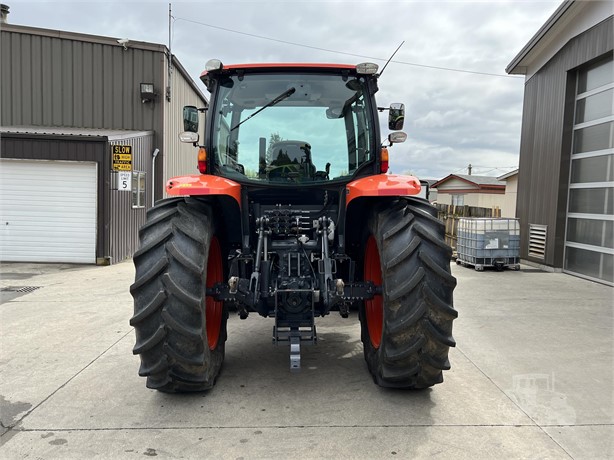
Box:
[364,236,383,349]
[206,236,223,350]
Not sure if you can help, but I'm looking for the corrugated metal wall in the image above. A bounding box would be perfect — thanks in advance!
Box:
[108,134,154,263]
[0,25,163,135]
[516,17,613,266]
[162,58,209,195]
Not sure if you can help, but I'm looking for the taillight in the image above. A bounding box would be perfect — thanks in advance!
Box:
[380,147,389,173]
[197,147,207,174]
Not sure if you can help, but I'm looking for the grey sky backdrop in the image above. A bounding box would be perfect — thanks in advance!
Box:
[10,1,563,180]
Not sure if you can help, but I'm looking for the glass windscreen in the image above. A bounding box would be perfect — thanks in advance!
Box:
[210,73,374,183]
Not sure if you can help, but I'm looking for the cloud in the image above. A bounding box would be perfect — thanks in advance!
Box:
[414,109,472,129]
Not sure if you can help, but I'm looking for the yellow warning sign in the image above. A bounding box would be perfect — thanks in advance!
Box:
[112,145,132,171]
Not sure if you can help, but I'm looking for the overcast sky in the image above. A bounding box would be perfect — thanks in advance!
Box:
[10,0,562,180]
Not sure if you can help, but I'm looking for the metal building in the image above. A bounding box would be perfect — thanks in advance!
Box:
[0,20,207,264]
[506,0,613,285]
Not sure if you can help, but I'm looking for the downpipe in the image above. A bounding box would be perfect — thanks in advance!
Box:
[151,148,160,207]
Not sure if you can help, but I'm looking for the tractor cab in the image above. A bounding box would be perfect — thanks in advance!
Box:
[181,60,406,184]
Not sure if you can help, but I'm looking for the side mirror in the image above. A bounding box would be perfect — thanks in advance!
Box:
[183,106,199,133]
[388,103,405,130]
[388,131,407,144]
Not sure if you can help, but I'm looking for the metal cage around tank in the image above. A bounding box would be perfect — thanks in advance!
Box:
[456,218,521,271]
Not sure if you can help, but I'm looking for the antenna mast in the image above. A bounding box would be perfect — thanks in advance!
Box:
[379,41,405,77]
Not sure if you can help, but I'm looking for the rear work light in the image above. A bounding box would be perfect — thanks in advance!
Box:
[205,59,224,72]
[380,147,389,173]
[356,62,379,74]
[197,147,207,174]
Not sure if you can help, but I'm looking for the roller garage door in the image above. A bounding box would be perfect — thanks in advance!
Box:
[0,159,97,263]
[564,57,614,285]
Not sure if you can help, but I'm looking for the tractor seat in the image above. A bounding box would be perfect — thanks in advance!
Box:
[269,141,316,177]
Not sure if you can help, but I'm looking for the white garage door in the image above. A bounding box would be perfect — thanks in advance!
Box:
[0,159,97,263]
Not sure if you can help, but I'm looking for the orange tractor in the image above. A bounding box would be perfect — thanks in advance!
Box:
[130,60,457,392]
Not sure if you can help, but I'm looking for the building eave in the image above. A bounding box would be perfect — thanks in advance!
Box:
[437,188,505,195]
[0,126,156,143]
[497,169,519,181]
[1,23,167,53]
[506,0,576,75]
[432,174,477,189]
[433,174,506,189]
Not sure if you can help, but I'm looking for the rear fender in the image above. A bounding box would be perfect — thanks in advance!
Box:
[166,174,242,208]
[345,174,421,207]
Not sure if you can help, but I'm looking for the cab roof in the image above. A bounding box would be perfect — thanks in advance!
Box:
[200,63,357,79]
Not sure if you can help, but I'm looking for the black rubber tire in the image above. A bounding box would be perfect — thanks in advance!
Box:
[129,197,227,392]
[360,198,457,389]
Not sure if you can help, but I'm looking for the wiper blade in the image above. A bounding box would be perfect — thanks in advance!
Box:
[230,87,296,132]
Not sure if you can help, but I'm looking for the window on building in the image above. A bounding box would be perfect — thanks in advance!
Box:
[132,171,146,208]
[565,56,614,285]
[451,194,465,206]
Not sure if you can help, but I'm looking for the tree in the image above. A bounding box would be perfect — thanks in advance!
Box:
[266,132,283,164]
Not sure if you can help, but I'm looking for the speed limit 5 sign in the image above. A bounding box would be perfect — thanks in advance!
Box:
[117,171,132,191]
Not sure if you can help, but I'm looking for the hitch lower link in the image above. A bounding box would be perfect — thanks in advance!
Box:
[207,278,381,372]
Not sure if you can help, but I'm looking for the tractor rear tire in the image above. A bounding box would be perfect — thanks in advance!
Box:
[360,198,457,389]
[130,197,227,392]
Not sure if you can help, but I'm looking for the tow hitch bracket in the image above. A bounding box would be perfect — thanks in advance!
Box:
[272,288,317,371]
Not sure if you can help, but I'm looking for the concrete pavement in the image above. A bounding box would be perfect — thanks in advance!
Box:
[0,261,612,459]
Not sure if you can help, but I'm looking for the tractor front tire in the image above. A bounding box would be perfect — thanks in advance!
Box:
[130,197,227,392]
[360,198,457,389]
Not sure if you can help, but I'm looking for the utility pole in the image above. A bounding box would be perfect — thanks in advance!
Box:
[468,163,472,175]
